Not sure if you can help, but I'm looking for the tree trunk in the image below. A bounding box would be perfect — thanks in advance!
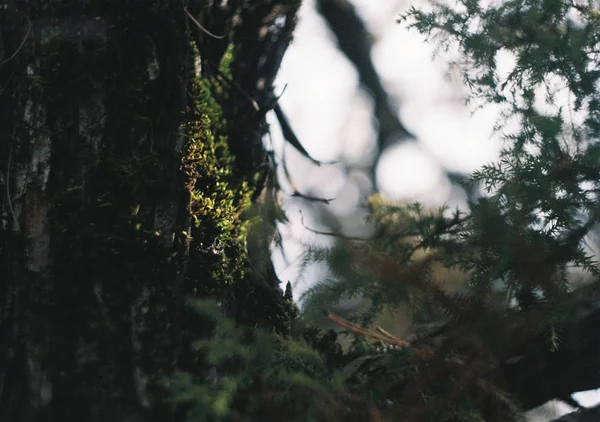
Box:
[0,1,299,420]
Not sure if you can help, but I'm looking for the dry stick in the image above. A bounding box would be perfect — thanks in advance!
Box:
[376,325,402,341]
[326,310,410,347]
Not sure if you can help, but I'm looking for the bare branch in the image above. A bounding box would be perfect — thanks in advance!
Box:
[326,310,410,347]
[184,7,227,40]
[316,0,414,150]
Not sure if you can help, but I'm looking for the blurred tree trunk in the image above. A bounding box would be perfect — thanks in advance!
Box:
[0,1,299,421]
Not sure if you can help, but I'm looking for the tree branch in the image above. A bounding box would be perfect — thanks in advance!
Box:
[344,282,600,413]
[316,0,414,150]
[497,282,600,410]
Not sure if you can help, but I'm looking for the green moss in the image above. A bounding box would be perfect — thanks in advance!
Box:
[219,44,235,78]
[180,43,299,336]
[181,70,254,298]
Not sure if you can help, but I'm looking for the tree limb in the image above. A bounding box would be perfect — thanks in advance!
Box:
[316,0,414,150]
[343,282,600,413]
[497,282,600,410]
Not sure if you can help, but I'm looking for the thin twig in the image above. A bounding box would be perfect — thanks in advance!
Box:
[290,191,335,204]
[299,210,370,240]
[274,103,322,165]
[281,152,334,203]
[184,7,227,40]
[6,150,22,233]
[278,145,335,204]
[0,23,33,66]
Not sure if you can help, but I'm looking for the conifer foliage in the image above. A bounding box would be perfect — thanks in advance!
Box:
[172,0,600,421]
[299,0,600,419]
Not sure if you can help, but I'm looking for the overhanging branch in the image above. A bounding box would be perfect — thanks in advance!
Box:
[316,0,414,150]
[343,282,600,414]
[498,282,600,410]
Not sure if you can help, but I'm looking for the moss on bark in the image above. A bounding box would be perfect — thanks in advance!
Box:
[0,2,298,421]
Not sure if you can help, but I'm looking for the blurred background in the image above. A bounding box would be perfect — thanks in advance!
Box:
[269,0,501,304]
[262,0,600,419]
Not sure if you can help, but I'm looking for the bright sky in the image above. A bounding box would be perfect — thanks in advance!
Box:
[269,1,600,418]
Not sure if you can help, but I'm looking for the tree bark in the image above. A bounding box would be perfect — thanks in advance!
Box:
[0,1,298,420]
